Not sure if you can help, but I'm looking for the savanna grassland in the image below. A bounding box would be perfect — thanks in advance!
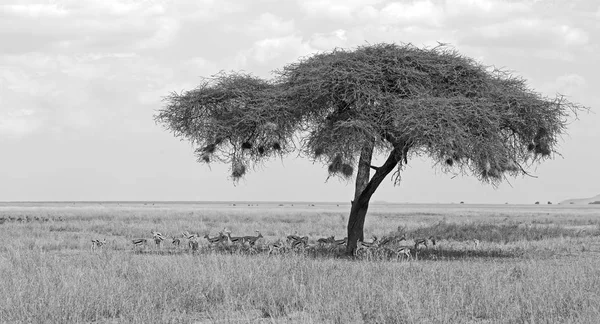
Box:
[1,202,600,324]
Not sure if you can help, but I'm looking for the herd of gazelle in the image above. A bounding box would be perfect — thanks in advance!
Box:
[91,229,453,259]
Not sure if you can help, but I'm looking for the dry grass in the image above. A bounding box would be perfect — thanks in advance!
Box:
[1,202,600,323]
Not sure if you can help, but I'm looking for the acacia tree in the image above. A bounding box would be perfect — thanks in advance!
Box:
[155,43,585,255]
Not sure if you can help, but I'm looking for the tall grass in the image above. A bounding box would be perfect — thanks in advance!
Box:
[2,248,600,323]
[1,203,600,323]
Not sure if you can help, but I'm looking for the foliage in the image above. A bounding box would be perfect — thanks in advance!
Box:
[156,43,585,185]
[395,220,599,243]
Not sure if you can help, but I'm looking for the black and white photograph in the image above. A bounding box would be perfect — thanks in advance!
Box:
[1,0,599,323]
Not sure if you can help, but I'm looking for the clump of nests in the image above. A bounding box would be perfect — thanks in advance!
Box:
[328,155,354,178]
[527,128,552,157]
[232,161,247,179]
[198,142,217,163]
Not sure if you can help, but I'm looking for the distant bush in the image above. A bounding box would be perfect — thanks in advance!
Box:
[392,221,599,243]
[589,201,600,205]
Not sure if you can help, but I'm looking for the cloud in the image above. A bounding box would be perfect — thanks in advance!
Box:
[0,3,69,18]
[0,0,243,54]
[445,0,531,19]
[380,1,443,27]
[234,35,314,71]
[550,74,587,96]
[0,108,42,138]
[309,29,348,50]
[243,13,295,37]
[458,18,590,54]
[298,0,383,21]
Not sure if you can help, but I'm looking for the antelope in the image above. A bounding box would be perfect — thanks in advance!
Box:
[132,238,148,249]
[396,246,413,259]
[360,236,379,248]
[289,235,309,250]
[268,240,286,255]
[378,234,405,247]
[151,231,165,249]
[91,238,106,251]
[242,231,264,246]
[224,230,244,245]
[414,236,436,249]
[317,236,335,245]
[396,241,422,260]
[171,236,181,247]
[188,237,199,251]
[286,233,302,244]
[204,232,226,245]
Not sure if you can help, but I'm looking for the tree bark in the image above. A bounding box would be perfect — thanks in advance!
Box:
[352,144,374,242]
[346,148,403,256]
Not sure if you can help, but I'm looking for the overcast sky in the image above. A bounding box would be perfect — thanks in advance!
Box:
[0,0,598,203]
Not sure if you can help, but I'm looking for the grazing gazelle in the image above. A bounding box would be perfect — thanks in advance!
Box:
[91,238,106,251]
[290,236,309,250]
[132,238,148,250]
[151,231,165,249]
[204,232,226,245]
[286,233,302,244]
[268,239,286,255]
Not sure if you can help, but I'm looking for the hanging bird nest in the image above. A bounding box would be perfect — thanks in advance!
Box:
[242,142,253,150]
[203,143,216,154]
[232,161,247,179]
[272,142,281,151]
[340,163,354,178]
[328,155,343,173]
[257,146,266,155]
[314,147,325,158]
[199,153,210,163]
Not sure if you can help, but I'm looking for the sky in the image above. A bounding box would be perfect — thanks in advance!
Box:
[0,0,599,204]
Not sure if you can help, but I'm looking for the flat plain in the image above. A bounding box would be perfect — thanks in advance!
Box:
[1,201,600,324]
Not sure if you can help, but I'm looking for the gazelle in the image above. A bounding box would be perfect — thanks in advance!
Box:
[242,231,264,246]
[290,236,309,250]
[268,239,286,255]
[225,230,245,245]
[188,237,199,251]
[396,241,423,260]
[132,238,148,249]
[151,231,165,249]
[171,236,181,247]
[286,233,302,244]
[396,246,413,259]
[414,236,437,249]
[204,232,226,245]
[360,236,379,248]
[317,236,335,245]
[378,234,405,247]
[91,238,106,251]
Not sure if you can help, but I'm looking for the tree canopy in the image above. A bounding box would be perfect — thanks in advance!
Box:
[155,43,585,254]
[156,43,581,183]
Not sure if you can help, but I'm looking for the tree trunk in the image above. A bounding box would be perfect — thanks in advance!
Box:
[352,144,374,242]
[346,148,403,256]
